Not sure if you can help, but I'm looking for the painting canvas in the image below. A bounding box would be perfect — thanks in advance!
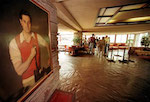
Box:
[0,0,52,101]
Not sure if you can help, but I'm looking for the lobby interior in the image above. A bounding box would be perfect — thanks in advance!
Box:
[0,0,150,102]
[51,0,150,102]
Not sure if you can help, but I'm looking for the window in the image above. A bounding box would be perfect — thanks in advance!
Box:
[108,35,115,43]
[116,34,127,43]
[57,32,74,46]
[128,34,134,40]
[134,32,148,47]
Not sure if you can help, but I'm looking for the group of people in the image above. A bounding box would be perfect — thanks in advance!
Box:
[84,34,110,56]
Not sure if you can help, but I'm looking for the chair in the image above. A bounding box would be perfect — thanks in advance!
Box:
[64,45,69,53]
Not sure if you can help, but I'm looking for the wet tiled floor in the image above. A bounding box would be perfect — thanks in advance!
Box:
[58,51,150,102]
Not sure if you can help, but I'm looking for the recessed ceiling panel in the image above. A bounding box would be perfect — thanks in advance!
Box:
[120,3,146,11]
[104,7,120,15]
[99,17,111,23]
[96,18,101,23]
[99,8,106,16]
[95,2,150,27]
[124,16,150,22]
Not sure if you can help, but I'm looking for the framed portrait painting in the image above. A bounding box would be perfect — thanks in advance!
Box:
[0,0,52,101]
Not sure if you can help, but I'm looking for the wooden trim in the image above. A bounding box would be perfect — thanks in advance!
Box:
[17,71,53,102]
[30,0,49,13]
[30,0,53,69]
[98,16,113,17]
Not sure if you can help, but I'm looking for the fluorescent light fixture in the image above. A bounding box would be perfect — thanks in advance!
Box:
[108,20,116,23]
[120,3,145,11]
[124,16,150,22]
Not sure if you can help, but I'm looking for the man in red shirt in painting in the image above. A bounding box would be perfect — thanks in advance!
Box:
[9,9,50,87]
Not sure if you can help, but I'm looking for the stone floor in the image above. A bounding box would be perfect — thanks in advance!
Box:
[58,51,150,102]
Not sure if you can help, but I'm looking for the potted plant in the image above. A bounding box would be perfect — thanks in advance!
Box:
[73,37,81,45]
[141,35,150,48]
[126,39,134,47]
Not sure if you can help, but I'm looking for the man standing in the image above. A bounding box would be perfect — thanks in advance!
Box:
[97,37,105,56]
[9,10,50,87]
[104,35,110,56]
[89,34,95,54]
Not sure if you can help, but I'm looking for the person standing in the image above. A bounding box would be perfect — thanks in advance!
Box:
[89,34,95,55]
[97,37,105,56]
[104,35,110,56]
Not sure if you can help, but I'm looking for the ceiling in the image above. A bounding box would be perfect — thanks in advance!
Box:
[50,0,150,34]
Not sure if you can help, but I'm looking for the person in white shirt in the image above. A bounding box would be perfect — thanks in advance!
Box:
[104,35,110,56]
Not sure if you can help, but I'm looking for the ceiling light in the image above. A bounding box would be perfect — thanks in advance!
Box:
[124,16,150,22]
[120,3,145,11]
[108,20,116,23]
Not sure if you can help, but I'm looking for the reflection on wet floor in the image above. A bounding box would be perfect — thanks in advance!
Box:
[58,51,150,102]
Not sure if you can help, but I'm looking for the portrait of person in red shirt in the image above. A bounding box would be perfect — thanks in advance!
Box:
[9,9,51,88]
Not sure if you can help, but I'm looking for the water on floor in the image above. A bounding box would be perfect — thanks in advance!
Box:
[58,51,150,102]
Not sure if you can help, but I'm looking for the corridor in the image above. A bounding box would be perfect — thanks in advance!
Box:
[58,52,150,102]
